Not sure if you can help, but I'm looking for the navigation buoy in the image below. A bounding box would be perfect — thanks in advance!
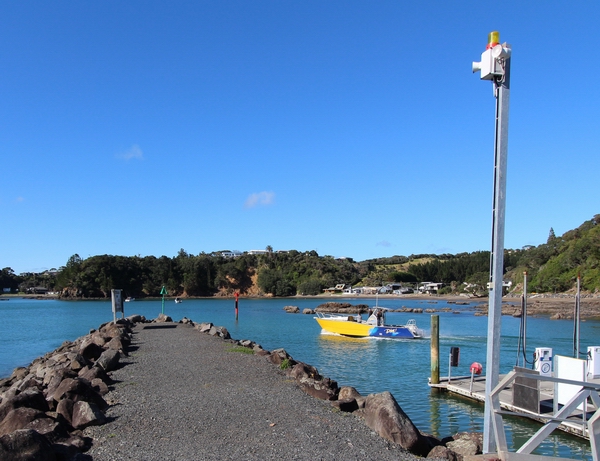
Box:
[470,362,483,375]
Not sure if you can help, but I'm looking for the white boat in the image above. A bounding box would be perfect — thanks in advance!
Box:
[174,298,182,303]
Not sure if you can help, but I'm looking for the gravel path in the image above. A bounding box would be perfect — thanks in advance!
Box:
[84,322,423,460]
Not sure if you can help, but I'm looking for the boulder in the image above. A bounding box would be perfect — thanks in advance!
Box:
[78,338,104,362]
[56,398,74,426]
[0,429,57,461]
[71,401,106,429]
[95,349,120,372]
[25,417,68,443]
[90,332,108,347]
[268,348,293,366]
[196,322,213,333]
[125,314,145,323]
[288,363,338,400]
[0,388,49,421]
[331,398,359,412]
[155,313,172,322]
[69,354,89,372]
[283,305,299,313]
[208,326,230,339]
[0,407,45,436]
[106,336,125,352]
[363,391,432,456]
[91,378,109,396]
[79,365,110,384]
[427,445,459,460]
[338,386,366,408]
[445,432,483,457]
[302,308,314,314]
[15,375,42,393]
[50,378,107,411]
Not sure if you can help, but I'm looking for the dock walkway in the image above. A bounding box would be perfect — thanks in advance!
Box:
[430,373,600,440]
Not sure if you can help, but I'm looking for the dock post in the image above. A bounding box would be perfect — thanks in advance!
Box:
[235,292,239,321]
[431,315,440,385]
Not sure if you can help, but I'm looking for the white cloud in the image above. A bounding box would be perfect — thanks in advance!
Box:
[376,240,392,247]
[244,191,275,208]
[15,197,25,203]
[117,144,144,161]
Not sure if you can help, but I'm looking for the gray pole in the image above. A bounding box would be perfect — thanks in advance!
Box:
[482,46,511,454]
[523,271,527,366]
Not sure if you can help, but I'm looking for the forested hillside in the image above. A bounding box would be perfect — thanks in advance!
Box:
[3,215,599,298]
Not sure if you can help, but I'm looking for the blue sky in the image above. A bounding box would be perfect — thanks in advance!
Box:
[1,2,598,274]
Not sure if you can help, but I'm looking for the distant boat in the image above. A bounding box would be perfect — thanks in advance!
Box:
[125,297,135,302]
[174,298,182,304]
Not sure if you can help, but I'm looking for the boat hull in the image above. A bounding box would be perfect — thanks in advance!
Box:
[315,317,420,339]
[315,318,372,337]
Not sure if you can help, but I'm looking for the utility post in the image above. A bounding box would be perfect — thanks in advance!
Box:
[472,31,512,454]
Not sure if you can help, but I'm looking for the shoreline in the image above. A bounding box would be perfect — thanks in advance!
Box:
[5,292,599,319]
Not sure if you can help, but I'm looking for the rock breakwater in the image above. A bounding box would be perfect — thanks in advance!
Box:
[1,314,484,460]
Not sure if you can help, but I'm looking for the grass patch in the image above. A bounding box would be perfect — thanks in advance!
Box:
[279,358,291,370]
[226,346,254,354]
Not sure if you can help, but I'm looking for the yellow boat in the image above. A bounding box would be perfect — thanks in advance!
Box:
[314,308,423,339]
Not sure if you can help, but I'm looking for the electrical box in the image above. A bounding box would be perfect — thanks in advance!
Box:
[473,46,507,81]
[450,347,460,367]
[534,347,553,377]
[588,346,600,379]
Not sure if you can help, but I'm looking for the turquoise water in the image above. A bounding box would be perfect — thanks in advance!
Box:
[1,296,597,459]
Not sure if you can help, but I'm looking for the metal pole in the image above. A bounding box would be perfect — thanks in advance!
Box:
[523,271,527,366]
[431,315,440,385]
[483,48,511,454]
[574,274,581,358]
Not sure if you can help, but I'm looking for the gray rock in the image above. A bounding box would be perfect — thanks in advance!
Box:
[196,322,213,333]
[427,445,459,460]
[446,432,482,457]
[283,305,300,313]
[95,349,120,372]
[0,429,57,461]
[288,362,338,401]
[71,401,106,429]
[56,398,74,426]
[155,313,172,322]
[0,388,49,421]
[363,391,432,456]
[0,407,45,436]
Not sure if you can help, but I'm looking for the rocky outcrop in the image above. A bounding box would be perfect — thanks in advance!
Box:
[314,302,370,313]
[0,317,140,460]
[283,305,300,313]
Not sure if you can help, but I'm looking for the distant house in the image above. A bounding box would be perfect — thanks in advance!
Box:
[27,287,49,294]
[2,288,11,293]
[418,282,443,294]
[220,250,242,258]
[247,250,268,255]
[323,283,346,294]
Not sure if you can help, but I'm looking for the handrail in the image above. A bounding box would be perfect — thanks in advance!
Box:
[488,370,600,461]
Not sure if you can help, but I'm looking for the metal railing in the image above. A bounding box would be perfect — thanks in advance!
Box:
[489,370,600,460]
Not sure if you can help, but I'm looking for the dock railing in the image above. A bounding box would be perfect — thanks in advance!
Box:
[489,370,600,461]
